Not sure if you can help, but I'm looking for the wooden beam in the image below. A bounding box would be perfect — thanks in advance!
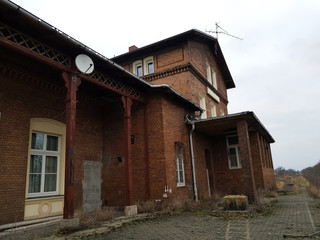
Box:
[62,71,81,219]
[122,96,134,206]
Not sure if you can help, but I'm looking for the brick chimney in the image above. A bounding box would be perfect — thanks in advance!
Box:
[129,45,138,52]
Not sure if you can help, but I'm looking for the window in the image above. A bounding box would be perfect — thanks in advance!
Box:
[212,69,217,89]
[211,105,217,117]
[133,60,143,77]
[136,65,142,77]
[206,66,217,89]
[147,61,154,74]
[143,56,154,75]
[28,132,60,197]
[175,142,185,186]
[226,135,241,169]
[199,96,207,119]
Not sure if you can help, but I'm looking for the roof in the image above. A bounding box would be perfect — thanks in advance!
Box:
[0,0,202,112]
[193,111,275,143]
[112,29,235,89]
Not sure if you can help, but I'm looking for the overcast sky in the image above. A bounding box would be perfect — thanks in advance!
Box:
[12,0,320,171]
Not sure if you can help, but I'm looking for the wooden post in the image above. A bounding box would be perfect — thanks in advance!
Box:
[122,96,134,206]
[62,72,81,219]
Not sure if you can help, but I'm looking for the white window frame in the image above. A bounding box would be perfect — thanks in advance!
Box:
[133,60,143,77]
[143,56,154,75]
[211,104,217,117]
[226,134,242,169]
[206,66,217,89]
[199,96,207,119]
[28,132,60,197]
[212,68,217,89]
[175,142,185,186]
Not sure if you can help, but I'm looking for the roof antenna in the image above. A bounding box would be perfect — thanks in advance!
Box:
[206,22,243,40]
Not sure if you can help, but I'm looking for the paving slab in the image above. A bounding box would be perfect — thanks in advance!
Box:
[38,188,320,239]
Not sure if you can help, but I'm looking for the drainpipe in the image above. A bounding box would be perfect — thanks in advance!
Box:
[186,115,198,202]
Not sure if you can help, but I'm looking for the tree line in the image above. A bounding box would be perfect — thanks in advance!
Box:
[301,161,320,189]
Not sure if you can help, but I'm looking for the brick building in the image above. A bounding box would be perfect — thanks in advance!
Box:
[0,1,275,226]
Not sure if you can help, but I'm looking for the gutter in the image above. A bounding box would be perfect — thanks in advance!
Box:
[185,115,198,202]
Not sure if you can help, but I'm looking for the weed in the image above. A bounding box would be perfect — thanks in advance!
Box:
[306,183,320,199]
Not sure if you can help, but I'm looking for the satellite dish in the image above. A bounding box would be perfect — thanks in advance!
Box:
[75,54,94,74]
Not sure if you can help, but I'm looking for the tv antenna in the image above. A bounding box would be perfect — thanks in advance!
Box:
[206,22,243,40]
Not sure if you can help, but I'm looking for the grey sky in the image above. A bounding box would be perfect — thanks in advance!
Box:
[12,0,320,170]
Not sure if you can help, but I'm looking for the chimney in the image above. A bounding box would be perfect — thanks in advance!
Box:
[129,45,138,52]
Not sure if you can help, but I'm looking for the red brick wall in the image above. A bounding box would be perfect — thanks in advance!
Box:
[237,121,256,200]
[0,60,66,224]
[192,132,216,199]
[101,103,126,206]
[250,132,265,190]
[114,41,229,118]
[73,93,105,211]
[145,94,167,200]
[188,40,228,98]
[161,95,193,199]
[262,167,276,191]
[212,136,246,196]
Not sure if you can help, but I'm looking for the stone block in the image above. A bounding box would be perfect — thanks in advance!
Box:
[223,195,248,210]
[124,205,137,216]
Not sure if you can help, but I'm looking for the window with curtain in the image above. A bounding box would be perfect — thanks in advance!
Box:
[28,132,59,197]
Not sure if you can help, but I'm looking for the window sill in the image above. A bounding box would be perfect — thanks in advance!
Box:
[26,195,64,201]
[177,184,186,187]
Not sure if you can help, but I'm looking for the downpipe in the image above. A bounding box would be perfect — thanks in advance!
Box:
[185,115,198,202]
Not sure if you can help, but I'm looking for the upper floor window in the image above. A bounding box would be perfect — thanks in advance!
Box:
[144,56,154,75]
[133,60,143,77]
[136,65,142,77]
[206,66,217,89]
[226,135,241,169]
[133,57,154,77]
[175,142,185,186]
[147,61,154,74]
[199,96,207,119]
